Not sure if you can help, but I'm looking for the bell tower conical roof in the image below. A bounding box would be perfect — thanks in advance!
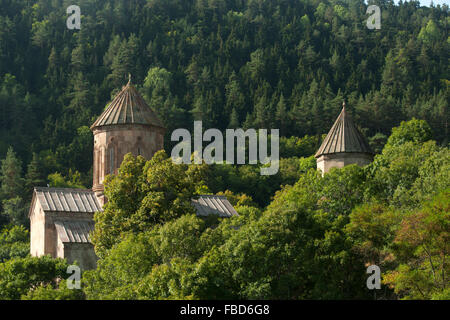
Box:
[90,78,164,130]
[315,102,373,158]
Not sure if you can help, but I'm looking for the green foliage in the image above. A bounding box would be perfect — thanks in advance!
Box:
[0,147,28,227]
[143,67,172,99]
[21,279,85,300]
[47,171,85,189]
[25,153,45,195]
[410,147,450,204]
[369,133,446,206]
[383,191,449,300]
[385,118,432,148]
[91,150,210,257]
[215,190,256,208]
[0,255,69,300]
[297,156,317,173]
[0,225,29,263]
[86,166,372,299]
[369,133,388,154]
[0,147,23,201]
[346,203,401,281]
[279,135,322,158]
[418,20,442,44]
[206,155,318,208]
[190,170,368,299]
[319,165,367,216]
[84,118,449,300]
[2,197,28,227]
[84,214,211,299]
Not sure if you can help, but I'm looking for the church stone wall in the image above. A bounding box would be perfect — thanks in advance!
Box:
[44,217,57,258]
[317,152,373,174]
[30,200,45,257]
[30,201,60,259]
[56,236,64,259]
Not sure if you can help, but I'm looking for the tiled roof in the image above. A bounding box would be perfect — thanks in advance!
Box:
[54,220,94,243]
[34,187,102,213]
[90,80,164,130]
[315,104,373,157]
[191,195,239,218]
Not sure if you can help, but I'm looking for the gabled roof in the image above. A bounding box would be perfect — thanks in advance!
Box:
[32,187,102,214]
[191,195,239,218]
[90,79,164,130]
[315,103,373,158]
[54,220,95,243]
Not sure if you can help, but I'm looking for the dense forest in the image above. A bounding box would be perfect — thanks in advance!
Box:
[0,0,448,300]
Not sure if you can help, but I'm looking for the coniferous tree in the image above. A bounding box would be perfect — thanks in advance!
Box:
[275,94,288,134]
[0,147,24,202]
[0,147,26,226]
[24,153,44,198]
[229,107,239,129]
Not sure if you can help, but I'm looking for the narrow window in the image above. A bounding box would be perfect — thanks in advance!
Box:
[110,147,115,174]
[137,147,141,156]
[94,150,99,184]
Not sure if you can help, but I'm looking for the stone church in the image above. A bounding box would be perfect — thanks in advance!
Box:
[28,79,238,270]
[28,81,370,270]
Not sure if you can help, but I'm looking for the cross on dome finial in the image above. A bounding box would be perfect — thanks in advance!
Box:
[128,73,132,85]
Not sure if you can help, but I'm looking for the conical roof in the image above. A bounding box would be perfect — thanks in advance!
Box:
[91,78,164,130]
[315,103,373,158]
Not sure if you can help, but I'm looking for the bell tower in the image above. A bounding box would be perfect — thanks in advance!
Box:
[90,78,165,205]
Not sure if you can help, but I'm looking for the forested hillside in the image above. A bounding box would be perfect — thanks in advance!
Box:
[0,0,449,301]
[0,0,448,182]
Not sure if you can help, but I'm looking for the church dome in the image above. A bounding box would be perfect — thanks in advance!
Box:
[90,79,164,130]
[315,103,373,158]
